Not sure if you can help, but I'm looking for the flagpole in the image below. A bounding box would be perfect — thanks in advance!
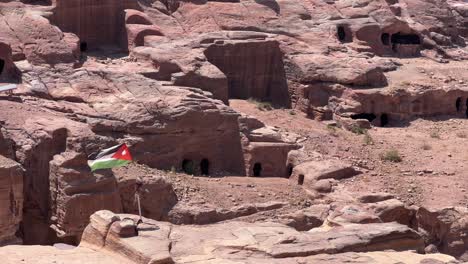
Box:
[136,192,142,223]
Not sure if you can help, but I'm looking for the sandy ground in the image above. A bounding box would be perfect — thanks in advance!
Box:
[230,99,468,210]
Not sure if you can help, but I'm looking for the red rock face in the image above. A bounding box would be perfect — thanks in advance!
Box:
[0,156,23,246]
[21,127,68,244]
[204,40,290,107]
[0,9,79,64]
[0,0,465,259]
[123,10,163,52]
[48,152,123,244]
[341,89,468,126]
[0,42,19,83]
[51,0,139,49]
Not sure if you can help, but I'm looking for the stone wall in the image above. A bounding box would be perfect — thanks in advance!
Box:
[0,155,23,246]
[343,89,468,125]
[244,142,296,177]
[204,40,290,107]
[51,0,139,49]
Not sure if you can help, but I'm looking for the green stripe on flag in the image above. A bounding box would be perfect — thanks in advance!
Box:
[88,158,130,171]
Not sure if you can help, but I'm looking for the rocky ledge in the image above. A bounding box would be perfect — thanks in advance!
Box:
[0,210,459,264]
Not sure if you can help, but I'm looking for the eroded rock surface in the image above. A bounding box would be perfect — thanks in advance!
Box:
[0,0,465,262]
[0,156,23,245]
[1,211,458,264]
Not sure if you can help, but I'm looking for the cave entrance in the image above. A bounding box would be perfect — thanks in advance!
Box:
[204,41,290,107]
[381,33,390,45]
[351,113,377,122]
[253,163,262,177]
[456,97,461,112]
[336,25,352,43]
[391,33,421,45]
[287,163,293,178]
[298,174,304,185]
[182,159,194,175]
[80,42,88,52]
[466,99,468,118]
[337,26,346,42]
[0,59,4,75]
[200,159,210,175]
[380,113,389,127]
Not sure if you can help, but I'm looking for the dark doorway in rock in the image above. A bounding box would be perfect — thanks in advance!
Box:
[182,159,194,175]
[380,113,389,127]
[391,33,421,45]
[80,42,88,52]
[456,97,462,112]
[381,33,390,45]
[466,99,468,118]
[287,163,293,177]
[200,159,210,175]
[298,174,304,185]
[253,163,262,177]
[351,113,377,122]
[337,26,346,42]
[380,33,390,46]
[0,59,4,75]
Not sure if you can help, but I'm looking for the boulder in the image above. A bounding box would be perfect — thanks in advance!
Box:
[367,199,416,227]
[416,207,468,261]
[279,204,330,231]
[357,192,395,203]
[313,179,334,193]
[290,159,360,188]
[80,210,120,249]
[327,204,381,225]
[109,219,137,238]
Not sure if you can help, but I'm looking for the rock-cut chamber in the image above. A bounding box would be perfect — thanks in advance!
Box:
[204,41,290,107]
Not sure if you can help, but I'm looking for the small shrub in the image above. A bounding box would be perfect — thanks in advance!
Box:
[363,133,374,145]
[258,102,273,111]
[421,143,432,150]
[326,124,339,137]
[248,98,273,111]
[430,131,440,139]
[350,125,367,135]
[456,132,467,138]
[380,149,402,163]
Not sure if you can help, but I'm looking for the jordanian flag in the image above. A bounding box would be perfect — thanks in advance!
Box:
[87,143,132,171]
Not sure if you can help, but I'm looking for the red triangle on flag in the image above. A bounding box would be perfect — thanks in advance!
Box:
[112,144,132,161]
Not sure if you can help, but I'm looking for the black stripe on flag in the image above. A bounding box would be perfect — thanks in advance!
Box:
[89,144,124,160]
